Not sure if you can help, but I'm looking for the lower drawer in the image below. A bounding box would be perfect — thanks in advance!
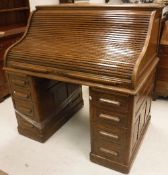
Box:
[93,124,127,145]
[13,99,35,121]
[93,139,127,164]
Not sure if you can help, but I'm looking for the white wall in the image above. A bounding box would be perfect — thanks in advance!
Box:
[29,0,105,11]
[29,0,59,10]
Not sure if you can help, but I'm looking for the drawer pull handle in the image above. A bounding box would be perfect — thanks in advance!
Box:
[99,147,118,157]
[17,107,32,114]
[99,114,120,122]
[99,131,119,140]
[14,91,29,99]
[12,79,26,86]
[0,32,5,37]
[99,98,120,106]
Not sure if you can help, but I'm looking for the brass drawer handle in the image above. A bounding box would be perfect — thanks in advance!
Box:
[99,147,118,157]
[13,91,29,99]
[99,113,120,122]
[99,98,120,106]
[99,131,119,140]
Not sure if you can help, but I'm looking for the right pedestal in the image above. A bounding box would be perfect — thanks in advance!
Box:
[89,74,154,173]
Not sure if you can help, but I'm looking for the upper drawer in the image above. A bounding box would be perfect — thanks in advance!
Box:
[90,88,130,112]
[91,106,128,129]
[11,86,32,101]
[8,74,30,89]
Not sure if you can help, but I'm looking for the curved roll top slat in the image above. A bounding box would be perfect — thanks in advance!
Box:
[5,5,162,90]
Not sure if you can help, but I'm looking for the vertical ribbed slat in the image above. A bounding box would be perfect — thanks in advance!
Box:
[7,8,152,88]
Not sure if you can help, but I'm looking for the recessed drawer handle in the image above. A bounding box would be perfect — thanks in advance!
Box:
[14,91,29,98]
[99,98,120,106]
[12,79,26,86]
[99,131,119,140]
[99,114,120,122]
[99,147,118,157]
[0,32,5,37]
[17,106,32,114]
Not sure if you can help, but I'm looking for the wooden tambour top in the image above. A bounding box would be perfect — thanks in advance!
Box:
[4,4,163,94]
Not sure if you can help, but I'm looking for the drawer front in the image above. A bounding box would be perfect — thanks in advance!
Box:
[93,124,127,145]
[16,114,40,134]
[156,81,168,90]
[155,81,168,97]
[14,99,34,120]
[158,54,168,67]
[92,107,128,129]
[159,45,168,55]
[11,86,32,101]
[9,74,30,89]
[93,139,127,164]
[90,88,129,112]
[157,67,168,81]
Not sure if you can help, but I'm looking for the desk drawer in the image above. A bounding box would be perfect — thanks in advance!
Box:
[90,88,129,113]
[93,124,127,146]
[93,139,126,164]
[11,86,32,101]
[159,45,168,55]
[155,81,168,97]
[13,99,34,120]
[92,107,128,129]
[157,67,168,81]
[158,54,168,67]
[9,74,30,88]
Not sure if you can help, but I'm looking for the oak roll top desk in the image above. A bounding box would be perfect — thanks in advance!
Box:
[4,4,163,173]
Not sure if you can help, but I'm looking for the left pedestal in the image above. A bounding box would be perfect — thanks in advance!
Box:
[7,72,84,142]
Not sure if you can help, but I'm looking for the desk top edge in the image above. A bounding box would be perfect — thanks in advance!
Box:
[36,3,165,11]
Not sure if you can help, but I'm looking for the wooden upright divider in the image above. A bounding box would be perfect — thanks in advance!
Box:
[4,4,163,173]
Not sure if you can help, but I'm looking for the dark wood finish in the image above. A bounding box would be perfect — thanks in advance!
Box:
[7,72,83,142]
[90,69,154,173]
[59,0,74,3]
[155,20,168,97]
[4,4,163,173]
[0,0,30,102]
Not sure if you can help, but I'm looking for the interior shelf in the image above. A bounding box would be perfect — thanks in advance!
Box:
[0,7,29,13]
[0,24,26,38]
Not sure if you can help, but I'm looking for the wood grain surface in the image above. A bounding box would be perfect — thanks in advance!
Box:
[4,4,163,173]
[0,0,30,102]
